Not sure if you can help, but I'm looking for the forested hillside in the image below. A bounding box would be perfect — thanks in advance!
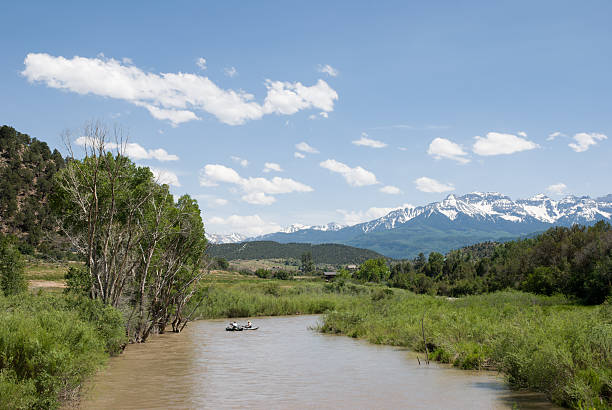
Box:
[207,241,386,264]
[0,125,65,250]
[388,221,612,304]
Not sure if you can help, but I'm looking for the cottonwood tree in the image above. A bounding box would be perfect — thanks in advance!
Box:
[53,121,208,342]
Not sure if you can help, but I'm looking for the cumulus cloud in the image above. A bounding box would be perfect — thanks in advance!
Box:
[414,176,454,193]
[546,183,567,196]
[230,156,249,167]
[74,137,179,161]
[22,53,338,126]
[352,133,387,148]
[427,137,470,164]
[380,185,401,194]
[473,132,539,156]
[224,66,237,77]
[320,159,378,187]
[317,64,338,77]
[547,131,563,141]
[149,167,181,187]
[294,152,305,159]
[199,164,312,205]
[194,194,229,207]
[196,57,207,70]
[517,131,527,137]
[263,162,282,173]
[337,203,413,226]
[568,132,607,152]
[207,214,281,236]
[295,142,319,154]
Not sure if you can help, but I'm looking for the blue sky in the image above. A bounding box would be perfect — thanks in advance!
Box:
[1,1,611,236]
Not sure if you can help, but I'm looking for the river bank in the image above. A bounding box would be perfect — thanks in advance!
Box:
[192,279,611,409]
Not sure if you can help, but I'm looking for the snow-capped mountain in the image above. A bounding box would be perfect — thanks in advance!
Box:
[246,192,612,258]
[278,222,346,233]
[205,232,249,244]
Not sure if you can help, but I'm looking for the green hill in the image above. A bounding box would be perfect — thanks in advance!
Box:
[0,125,65,251]
[207,241,387,265]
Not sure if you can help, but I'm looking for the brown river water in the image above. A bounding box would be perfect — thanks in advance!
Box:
[81,315,559,409]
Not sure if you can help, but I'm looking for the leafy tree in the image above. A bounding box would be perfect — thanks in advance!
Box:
[355,258,390,283]
[300,251,315,274]
[0,236,27,296]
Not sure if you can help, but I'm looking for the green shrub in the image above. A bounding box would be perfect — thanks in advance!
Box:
[0,237,27,296]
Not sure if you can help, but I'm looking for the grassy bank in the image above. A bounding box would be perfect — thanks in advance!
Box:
[318,289,611,409]
[0,292,125,409]
[195,278,610,408]
[193,279,358,318]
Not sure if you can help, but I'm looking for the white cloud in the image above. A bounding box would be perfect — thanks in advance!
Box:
[207,214,281,236]
[414,176,454,193]
[263,162,283,173]
[74,137,179,161]
[294,152,305,159]
[517,131,527,137]
[230,156,249,167]
[199,164,312,205]
[224,66,237,77]
[398,147,408,151]
[547,131,563,141]
[337,203,413,226]
[380,185,401,194]
[241,192,276,205]
[295,141,319,154]
[320,159,378,187]
[149,167,181,187]
[22,53,338,126]
[473,132,539,156]
[319,112,328,118]
[317,64,338,77]
[546,183,567,196]
[196,57,207,70]
[568,132,607,152]
[427,137,470,164]
[193,194,229,207]
[352,133,387,148]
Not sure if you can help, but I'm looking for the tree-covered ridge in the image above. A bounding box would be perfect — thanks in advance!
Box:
[0,125,65,248]
[387,221,612,304]
[207,241,387,265]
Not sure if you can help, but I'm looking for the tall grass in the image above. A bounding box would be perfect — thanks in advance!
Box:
[319,290,612,409]
[192,279,375,319]
[0,293,125,409]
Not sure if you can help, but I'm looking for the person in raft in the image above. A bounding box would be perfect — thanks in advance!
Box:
[245,321,252,328]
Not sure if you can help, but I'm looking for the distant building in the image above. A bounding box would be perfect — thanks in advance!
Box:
[323,271,338,281]
[346,264,358,270]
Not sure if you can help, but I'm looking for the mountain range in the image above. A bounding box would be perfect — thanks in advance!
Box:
[206,192,612,258]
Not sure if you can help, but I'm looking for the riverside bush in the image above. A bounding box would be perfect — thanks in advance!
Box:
[319,290,612,409]
[0,293,125,409]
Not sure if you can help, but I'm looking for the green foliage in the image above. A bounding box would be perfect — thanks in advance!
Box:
[255,268,272,279]
[207,241,386,265]
[214,257,230,270]
[0,236,27,296]
[0,293,125,409]
[300,251,314,273]
[273,270,292,280]
[388,222,612,304]
[0,125,65,250]
[355,258,390,283]
[64,265,91,296]
[319,290,612,409]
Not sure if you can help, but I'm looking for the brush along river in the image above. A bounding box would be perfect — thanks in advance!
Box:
[81,315,557,409]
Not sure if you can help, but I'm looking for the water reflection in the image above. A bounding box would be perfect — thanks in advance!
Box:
[82,315,559,409]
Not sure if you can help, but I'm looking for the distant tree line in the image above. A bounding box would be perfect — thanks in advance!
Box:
[207,241,385,265]
[352,222,611,304]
